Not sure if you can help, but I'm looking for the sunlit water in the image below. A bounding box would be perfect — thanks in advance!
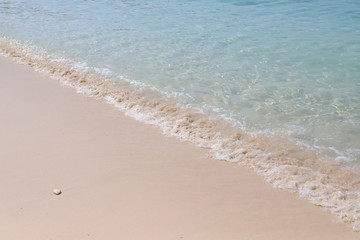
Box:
[1,0,359,162]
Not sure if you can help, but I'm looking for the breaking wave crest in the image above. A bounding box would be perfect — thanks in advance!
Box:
[1,38,360,231]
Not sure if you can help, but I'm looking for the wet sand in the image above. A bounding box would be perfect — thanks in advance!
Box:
[0,55,359,239]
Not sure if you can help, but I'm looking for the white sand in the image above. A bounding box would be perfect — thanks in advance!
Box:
[0,55,359,239]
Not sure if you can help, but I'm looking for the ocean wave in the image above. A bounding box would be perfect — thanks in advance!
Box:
[1,37,360,231]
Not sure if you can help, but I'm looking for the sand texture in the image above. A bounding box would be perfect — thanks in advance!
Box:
[0,55,359,239]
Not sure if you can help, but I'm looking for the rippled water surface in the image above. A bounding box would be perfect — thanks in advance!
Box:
[1,0,359,162]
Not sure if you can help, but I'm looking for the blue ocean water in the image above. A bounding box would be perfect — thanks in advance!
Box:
[1,0,360,230]
[1,0,359,163]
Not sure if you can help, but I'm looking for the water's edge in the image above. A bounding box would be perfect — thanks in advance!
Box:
[1,38,359,231]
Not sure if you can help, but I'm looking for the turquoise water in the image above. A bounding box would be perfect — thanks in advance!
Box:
[1,0,359,162]
[1,0,360,230]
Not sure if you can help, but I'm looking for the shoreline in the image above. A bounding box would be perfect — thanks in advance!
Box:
[1,38,360,231]
[0,54,359,239]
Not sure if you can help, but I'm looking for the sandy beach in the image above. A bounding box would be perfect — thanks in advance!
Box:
[0,55,359,239]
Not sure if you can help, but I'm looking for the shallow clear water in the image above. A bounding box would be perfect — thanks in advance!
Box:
[0,0,359,160]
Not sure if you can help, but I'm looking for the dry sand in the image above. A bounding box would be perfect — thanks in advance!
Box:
[0,55,359,239]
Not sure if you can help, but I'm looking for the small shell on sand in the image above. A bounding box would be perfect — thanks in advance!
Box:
[53,189,62,195]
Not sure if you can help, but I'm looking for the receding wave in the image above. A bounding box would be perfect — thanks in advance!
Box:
[1,38,360,231]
